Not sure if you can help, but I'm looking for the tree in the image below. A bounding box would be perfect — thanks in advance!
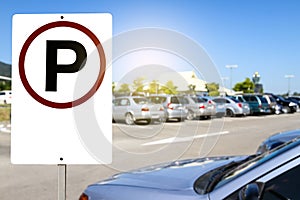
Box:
[206,82,219,96]
[148,80,160,94]
[112,82,116,94]
[0,81,11,90]
[132,77,145,93]
[117,83,130,94]
[161,80,178,95]
[233,78,254,93]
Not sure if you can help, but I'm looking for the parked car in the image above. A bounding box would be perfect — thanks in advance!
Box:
[242,94,271,115]
[147,95,188,122]
[263,94,281,114]
[287,96,300,106]
[265,93,297,113]
[287,96,300,111]
[213,97,250,117]
[256,129,300,154]
[0,90,11,104]
[184,96,216,120]
[112,96,166,125]
[79,132,300,200]
[200,96,225,117]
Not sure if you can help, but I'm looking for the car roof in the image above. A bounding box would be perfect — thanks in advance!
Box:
[257,129,300,154]
[264,129,300,144]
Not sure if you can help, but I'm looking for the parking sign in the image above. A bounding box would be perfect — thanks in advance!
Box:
[11,13,112,164]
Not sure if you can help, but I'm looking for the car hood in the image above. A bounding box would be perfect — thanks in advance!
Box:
[91,156,247,191]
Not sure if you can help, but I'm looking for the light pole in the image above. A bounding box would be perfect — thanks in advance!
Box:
[221,76,229,88]
[284,74,295,96]
[225,65,238,89]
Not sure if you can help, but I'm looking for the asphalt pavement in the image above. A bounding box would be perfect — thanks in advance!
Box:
[1,113,300,199]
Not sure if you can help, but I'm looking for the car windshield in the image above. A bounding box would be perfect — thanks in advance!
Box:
[171,96,185,104]
[147,96,166,104]
[228,97,239,103]
[258,96,268,103]
[133,98,149,105]
[194,139,300,195]
[192,97,205,103]
[276,95,286,101]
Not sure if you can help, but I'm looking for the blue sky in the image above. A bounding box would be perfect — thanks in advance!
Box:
[1,0,300,94]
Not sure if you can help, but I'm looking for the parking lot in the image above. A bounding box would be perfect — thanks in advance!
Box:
[1,113,300,199]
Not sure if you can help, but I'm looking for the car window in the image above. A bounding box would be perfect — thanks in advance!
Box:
[269,96,276,103]
[251,96,258,102]
[133,98,148,105]
[258,96,268,103]
[262,165,300,200]
[230,98,239,103]
[224,165,300,200]
[192,97,205,103]
[213,98,221,103]
[171,96,180,104]
[243,96,249,101]
[214,98,226,104]
[148,96,166,104]
[120,99,130,106]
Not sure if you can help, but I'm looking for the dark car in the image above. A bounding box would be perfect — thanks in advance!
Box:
[256,129,300,154]
[287,96,300,109]
[242,94,271,115]
[263,94,281,114]
[265,93,297,113]
[80,133,300,200]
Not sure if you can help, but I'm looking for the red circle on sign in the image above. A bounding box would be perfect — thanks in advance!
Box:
[19,21,106,109]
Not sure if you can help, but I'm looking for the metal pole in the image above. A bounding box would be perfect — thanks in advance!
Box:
[225,65,238,89]
[288,78,290,96]
[58,164,67,200]
[284,75,294,97]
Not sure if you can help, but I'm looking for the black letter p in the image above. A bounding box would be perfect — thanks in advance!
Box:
[46,40,87,91]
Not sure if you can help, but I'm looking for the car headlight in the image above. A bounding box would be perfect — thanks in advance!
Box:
[289,102,297,106]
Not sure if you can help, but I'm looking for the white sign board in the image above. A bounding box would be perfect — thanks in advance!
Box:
[11,13,112,164]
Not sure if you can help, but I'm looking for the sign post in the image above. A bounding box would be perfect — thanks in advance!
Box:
[12,13,112,199]
[58,164,67,200]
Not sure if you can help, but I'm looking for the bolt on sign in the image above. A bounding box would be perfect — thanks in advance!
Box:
[11,13,112,164]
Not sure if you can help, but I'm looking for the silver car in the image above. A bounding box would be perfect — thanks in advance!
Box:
[80,133,300,200]
[186,96,216,119]
[112,96,166,125]
[200,96,225,118]
[213,97,250,117]
[148,95,188,122]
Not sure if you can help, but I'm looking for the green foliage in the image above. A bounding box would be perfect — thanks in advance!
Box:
[293,92,300,96]
[161,80,178,95]
[0,81,11,90]
[206,82,219,96]
[132,77,145,92]
[148,80,160,94]
[117,83,130,94]
[233,78,254,93]
[112,82,115,94]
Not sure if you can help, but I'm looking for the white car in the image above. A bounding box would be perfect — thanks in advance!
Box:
[0,90,11,104]
[113,96,166,125]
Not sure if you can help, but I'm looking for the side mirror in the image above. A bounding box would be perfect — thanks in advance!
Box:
[239,183,262,200]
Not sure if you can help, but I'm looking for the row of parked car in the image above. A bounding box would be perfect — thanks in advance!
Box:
[112,93,299,125]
